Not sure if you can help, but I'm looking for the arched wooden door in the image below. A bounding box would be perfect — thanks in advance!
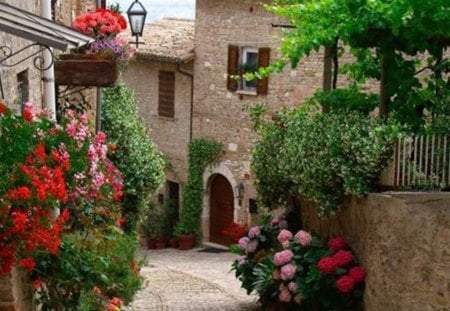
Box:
[209,174,234,246]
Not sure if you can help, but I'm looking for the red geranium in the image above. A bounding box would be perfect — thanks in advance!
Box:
[317,256,338,274]
[333,250,354,267]
[23,108,33,122]
[221,222,247,243]
[0,101,7,115]
[18,257,36,271]
[336,275,355,294]
[328,236,347,253]
[349,266,365,283]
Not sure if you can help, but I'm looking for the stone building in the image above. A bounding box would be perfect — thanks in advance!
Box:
[194,0,324,246]
[122,0,327,247]
[0,1,95,309]
[121,18,195,219]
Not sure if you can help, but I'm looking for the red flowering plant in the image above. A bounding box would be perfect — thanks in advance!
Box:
[221,222,247,243]
[72,5,135,62]
[230,215,365,310]
[0,103,140,310]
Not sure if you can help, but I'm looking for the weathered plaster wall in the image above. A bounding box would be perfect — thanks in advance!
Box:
[300,192,450,311]
[122,59,193,184]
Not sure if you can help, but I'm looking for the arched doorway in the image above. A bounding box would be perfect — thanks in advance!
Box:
[209,174,234,246]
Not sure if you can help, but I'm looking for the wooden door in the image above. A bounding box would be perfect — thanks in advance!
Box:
[209,175,234,246]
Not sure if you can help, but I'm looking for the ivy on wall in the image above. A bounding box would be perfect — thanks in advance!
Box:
[175,139,222,235]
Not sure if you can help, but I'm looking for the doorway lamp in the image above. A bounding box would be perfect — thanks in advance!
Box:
[235,182,245,205]
[127,0,147,48]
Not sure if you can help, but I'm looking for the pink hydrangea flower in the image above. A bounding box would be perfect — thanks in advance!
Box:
[246,240,258,253]
[288,282,298,293]
[238,237,250,250]
[270,218,279,226]
[280,263,296,281]
[279,287,292,303]
[274,250,294,266]
[248,226,261,238]
[272,269,281,280]
[295,230,312,247]
[277,229,293,244]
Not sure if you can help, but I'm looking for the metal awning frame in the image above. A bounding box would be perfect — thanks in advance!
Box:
[0,3,94,71]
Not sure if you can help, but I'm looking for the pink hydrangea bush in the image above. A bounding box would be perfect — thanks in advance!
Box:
[231,217,365,310]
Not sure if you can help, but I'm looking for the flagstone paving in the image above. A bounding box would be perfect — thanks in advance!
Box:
[125,247,260,311]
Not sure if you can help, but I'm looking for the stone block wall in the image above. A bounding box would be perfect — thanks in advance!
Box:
[300,192,450,311]
[122,59,193,185]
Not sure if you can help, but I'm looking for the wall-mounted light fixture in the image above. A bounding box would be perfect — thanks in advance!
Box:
[127,0,147,48]
[235,182,245,205]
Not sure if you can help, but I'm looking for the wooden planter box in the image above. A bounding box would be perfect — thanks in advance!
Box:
[55,54,118,87]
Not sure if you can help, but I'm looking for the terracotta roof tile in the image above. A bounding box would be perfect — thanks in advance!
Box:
[123,18,194,64]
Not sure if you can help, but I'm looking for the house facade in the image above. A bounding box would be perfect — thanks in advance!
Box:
[193,0,325,245]
[122,0,327,247]
[121,18,194,214]
[0,1,96,309]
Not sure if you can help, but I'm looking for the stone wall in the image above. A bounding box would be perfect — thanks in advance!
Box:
[300,192,450,311]
[122,59,193,185]
[194,0,327,228]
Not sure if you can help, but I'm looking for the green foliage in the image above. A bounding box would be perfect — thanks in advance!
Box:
[33,232,142,310]
[252,107,401,215]
[308,87,378,115]
[266,0,450,128]
[102,81,165,227]
[174,139,222,235]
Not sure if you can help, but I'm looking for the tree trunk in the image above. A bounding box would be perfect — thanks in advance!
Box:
[322,46,333,113]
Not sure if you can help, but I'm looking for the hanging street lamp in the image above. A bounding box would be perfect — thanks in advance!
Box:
[127,0,147,48]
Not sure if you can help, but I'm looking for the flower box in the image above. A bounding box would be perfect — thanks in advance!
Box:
[54,54,118,87]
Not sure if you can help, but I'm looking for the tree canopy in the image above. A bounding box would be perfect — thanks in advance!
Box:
[266,0,450,130]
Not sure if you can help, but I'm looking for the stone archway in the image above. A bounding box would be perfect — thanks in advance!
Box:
[209,174,234,246]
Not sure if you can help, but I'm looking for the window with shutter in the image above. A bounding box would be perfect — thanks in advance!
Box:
[158,71,175,118]
[227,45,239,92]
[227,45,271,95]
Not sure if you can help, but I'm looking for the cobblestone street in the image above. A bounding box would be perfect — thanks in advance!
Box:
[125,247,260,311]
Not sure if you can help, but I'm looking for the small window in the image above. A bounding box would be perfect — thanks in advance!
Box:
[17,70,29,113]
[158,71,175,118]
[227,45,270,95]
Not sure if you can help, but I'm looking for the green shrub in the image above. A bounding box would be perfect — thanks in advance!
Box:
[102,82,165,228]
[252,106,401,215]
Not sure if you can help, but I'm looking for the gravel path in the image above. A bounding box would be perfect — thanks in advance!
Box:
[125,247,260,311]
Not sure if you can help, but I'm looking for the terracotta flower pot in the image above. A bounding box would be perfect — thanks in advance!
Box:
[155,240,167,249]
[178,234,195,250]
[169,238,179,248]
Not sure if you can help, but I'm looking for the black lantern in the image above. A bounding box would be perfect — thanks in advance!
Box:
[235,182,245,205]
[127,0,147,48]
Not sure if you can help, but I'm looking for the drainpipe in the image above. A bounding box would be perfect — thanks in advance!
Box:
[177,63,194,141]
[41,0,56,121]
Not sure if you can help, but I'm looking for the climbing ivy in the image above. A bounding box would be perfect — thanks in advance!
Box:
[174,139,222,235]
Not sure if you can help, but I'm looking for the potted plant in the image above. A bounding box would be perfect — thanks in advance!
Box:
[141,205,161,249]
[55,6,134,86]
[174,215,197,250]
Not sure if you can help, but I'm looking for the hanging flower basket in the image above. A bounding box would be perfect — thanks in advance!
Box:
[54,54,118,87]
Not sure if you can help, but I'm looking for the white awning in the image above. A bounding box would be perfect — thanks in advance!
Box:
[0,3,93,51]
